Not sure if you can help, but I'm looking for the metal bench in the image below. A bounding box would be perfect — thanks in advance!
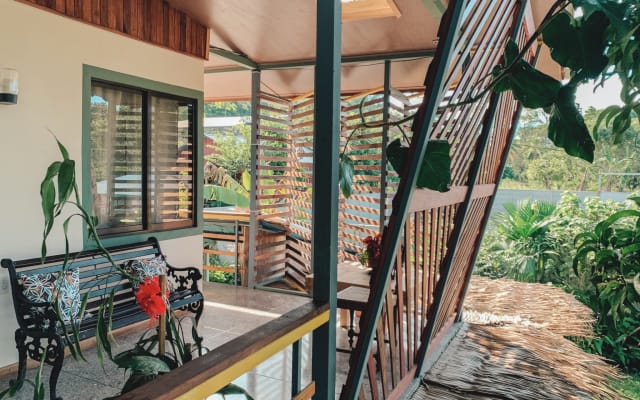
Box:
[1,237,204,400]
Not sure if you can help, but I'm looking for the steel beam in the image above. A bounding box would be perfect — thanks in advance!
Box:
[204,49,435,74]
[421,0,447,19]
[248,70,260,289]
[379,60,391,231]
[209,46,258,69]
[311,0,341,399]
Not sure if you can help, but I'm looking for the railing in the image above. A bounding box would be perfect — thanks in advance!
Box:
[118,301,329,400]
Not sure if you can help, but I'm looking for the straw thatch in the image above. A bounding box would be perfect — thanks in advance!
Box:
[462,276,594,337]
[413,324,624,400]
[410,277,627,400]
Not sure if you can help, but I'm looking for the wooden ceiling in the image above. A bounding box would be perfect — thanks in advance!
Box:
[166,0,559,101]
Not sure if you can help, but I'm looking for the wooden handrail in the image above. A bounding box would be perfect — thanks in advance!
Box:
[118,301,329,400]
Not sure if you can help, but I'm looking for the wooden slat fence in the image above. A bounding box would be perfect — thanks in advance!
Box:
[343,0,534,398]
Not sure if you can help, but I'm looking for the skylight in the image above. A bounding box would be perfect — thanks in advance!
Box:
[341,0,401,22]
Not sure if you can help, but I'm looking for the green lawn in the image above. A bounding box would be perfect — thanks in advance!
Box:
[614,375,640,399]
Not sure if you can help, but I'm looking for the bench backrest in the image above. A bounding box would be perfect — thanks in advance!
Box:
[1,238,163,332]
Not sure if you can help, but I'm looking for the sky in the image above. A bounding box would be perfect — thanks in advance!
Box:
[575,76,623,110]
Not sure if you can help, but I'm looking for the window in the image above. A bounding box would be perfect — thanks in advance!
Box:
[89,80,196,237]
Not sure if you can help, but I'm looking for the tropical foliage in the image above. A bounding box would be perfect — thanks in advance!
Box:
[488,0,640,163]
[203,161,250,208]
[1,137,252,399]
[475,194,640,371]
[573,198,640,371]
[502,108,640,191]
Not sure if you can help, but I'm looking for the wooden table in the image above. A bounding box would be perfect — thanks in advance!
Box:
[305,261,371,293]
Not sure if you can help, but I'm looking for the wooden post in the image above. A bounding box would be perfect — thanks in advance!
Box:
[159,274,167,356]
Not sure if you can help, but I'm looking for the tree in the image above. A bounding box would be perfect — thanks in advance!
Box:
[502,107,640,191]
[204,101,251,117]
[486,0,640,165]
[205,123,251,181]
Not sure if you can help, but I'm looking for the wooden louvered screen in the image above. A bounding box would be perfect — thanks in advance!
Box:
[252,92,293,285]
[343,1,533,398]
[254,90,417,287]
[339,93,386,260]
[287,95,316,286]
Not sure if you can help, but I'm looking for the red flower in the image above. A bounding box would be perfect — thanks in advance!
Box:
[135,276,167,320]
[363,233,383,261]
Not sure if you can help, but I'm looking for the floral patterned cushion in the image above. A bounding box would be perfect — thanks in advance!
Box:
[126,255,173,291]
[19,269,80,324]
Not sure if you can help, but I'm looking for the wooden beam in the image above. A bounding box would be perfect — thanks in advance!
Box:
[18,0,209,59]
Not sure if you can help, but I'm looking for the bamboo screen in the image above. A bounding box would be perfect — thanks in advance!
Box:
[343,1,534,398]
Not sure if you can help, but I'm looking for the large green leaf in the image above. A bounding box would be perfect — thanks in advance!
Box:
[491,40,562,109]
[114,354,170,374]
[57,159,75,206]
[217,383,255,399]
[547,84,595,162]
[542,11,609,80]
[387,139,451,192]
[571,0,628,36]
[204,184,249,207]
[339,154,355,198]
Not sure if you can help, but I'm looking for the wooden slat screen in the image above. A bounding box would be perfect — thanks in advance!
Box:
[339,94,386,260]
[19,0,209,59]
[253,93,292,285]
[345,1,533,398]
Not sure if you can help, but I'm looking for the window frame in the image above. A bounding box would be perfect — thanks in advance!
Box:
[82,65,203,249]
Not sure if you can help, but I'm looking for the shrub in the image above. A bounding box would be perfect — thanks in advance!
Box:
[573,198,640,371]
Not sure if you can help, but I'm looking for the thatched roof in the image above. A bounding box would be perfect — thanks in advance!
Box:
[462,276,594,338]
[411,277,627,400]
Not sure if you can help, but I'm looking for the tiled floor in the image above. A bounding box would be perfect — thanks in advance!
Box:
[0,282,356,400]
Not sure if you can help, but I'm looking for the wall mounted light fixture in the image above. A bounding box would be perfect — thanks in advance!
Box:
[0,68,19,105]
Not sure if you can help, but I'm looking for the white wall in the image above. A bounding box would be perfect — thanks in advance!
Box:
[0,0,204,368]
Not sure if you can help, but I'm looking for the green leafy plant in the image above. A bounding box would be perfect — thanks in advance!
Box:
[486,0,640,163]
[2,135,252,399]
[204,161,250,207]
[339,102,452,198]
[573,197,640,370]
[488,200,559,283]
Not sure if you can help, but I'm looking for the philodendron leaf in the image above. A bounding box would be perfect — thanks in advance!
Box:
[491,40,562,109]
[542,11,609,80]
[387,139,451,192]
[339,154,355,198]
[548,84,595,162]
